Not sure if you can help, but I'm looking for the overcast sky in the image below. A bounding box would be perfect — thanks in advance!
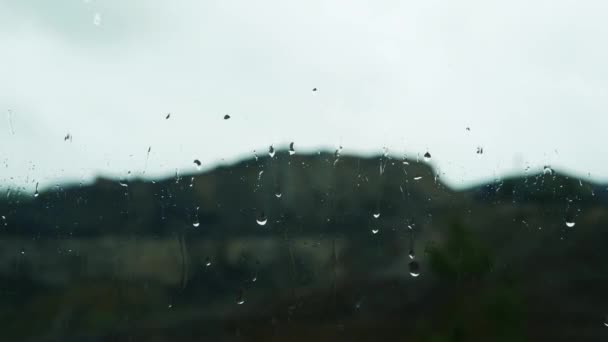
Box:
[1,0,607,192]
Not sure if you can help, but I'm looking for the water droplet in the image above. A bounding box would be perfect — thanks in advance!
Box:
[408,249,415,260]
[409,261,420,277]
[165,113,171,120]
[7,109,15,135]
[289,142,295,155]
[168,304,173,309]
[34,183,39,198]
[466,127,471,131]
[268,145,275,158]
[236,290,245,305]
[256,212,268,226]
[193,159,202,169]
[175,168,181,184]
[423,152,431,162]
[476,146,483,154]
[565,221,576,228]
[543,165,553,175]
[372,212,380,219]
[371,228,379,234]
[93,12,102,26]
[414,176,423,181]
[275,192,282,198]
[205,257,212,267]
[20,249,25,255]
[64,133,72,142]
[192,206,200,227]
[312,87,318,92]
[252,276,257,282]
[224,114,230,120]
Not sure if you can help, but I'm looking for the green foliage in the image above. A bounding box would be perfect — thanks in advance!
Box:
[416,223,527,342]
[426,223,492,283]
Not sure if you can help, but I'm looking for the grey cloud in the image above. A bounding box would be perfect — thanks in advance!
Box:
[1,0,608,190]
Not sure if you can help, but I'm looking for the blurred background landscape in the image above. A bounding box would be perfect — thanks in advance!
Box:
[3,0,608,340]
[1,151,607,341]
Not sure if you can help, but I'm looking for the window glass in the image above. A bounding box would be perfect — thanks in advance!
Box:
[1,1,607,341]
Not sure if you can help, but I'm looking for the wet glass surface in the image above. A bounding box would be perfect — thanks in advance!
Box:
[2,1,608,341]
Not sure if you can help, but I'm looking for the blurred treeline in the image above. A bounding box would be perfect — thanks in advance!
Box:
[0,152,607,341]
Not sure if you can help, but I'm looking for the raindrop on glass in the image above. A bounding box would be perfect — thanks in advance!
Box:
[312,87,318,92]
[409,261,420,277]
[236,290,245,305]
[476,146,483,154]
[205,257,212,267]
[193,159,202,170]
[34,183,39,198]
[256,212,268,226]
[414,176,423,181]
[466,127,471,131]
[289,142,295,155]
[423,152,431,162]
[408,249,415,260]
[268,145,275,158]
[192,207,200,227]
[543,165,553,175]
[165,113,171,120]
[224,114,230,120]
[565,221,576,228]
[275,192,282,198]
[7,109,15,135]
[93,12,102,26]
[372,212,380,219]
[371,228,379,234]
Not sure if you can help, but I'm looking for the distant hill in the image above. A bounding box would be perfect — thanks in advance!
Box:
[1,152,608,341]
[0,152,454,237]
